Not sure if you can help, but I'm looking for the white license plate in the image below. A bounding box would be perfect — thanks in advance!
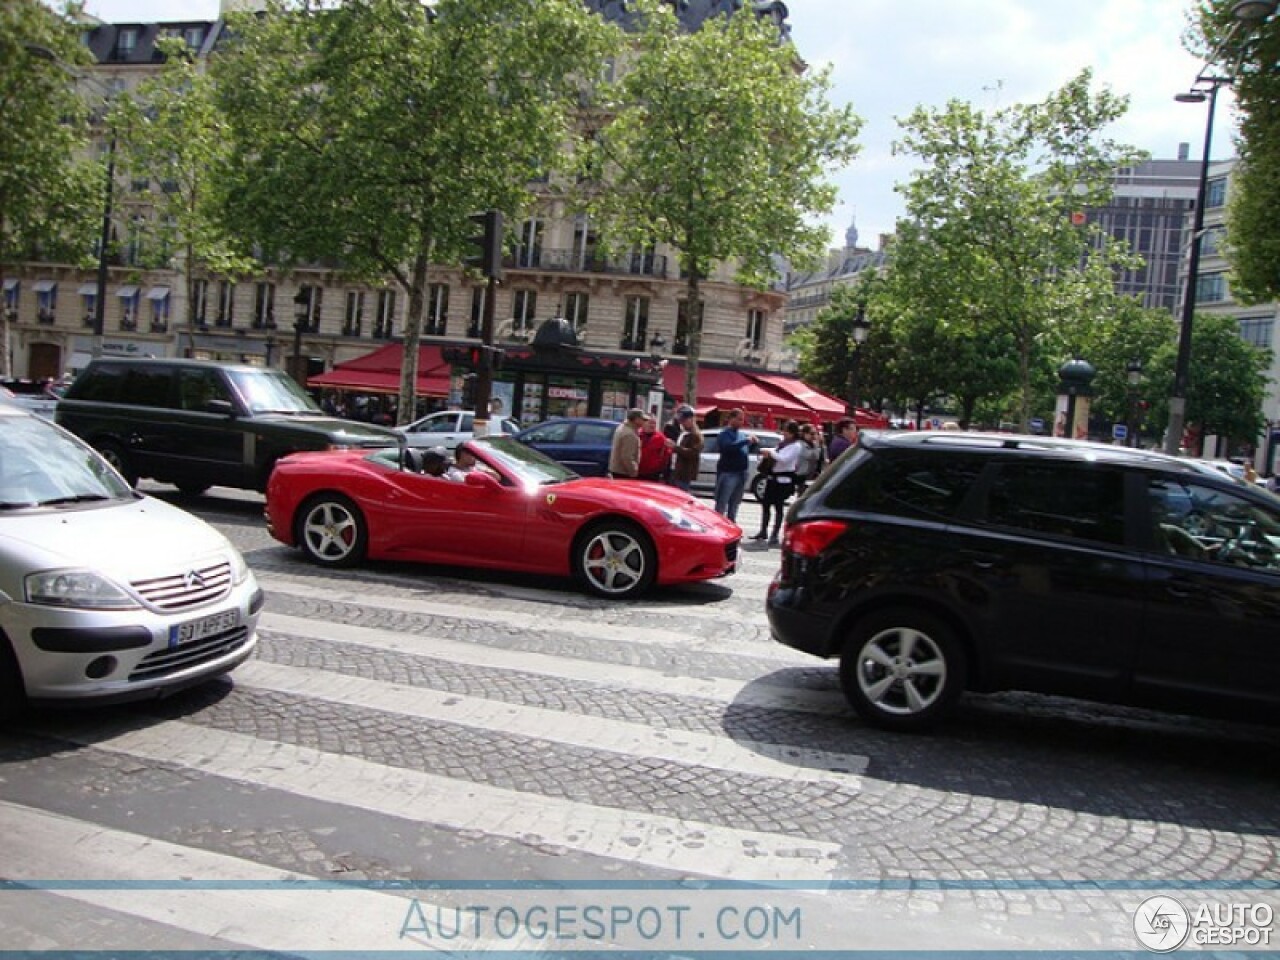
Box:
[169,609,240,648]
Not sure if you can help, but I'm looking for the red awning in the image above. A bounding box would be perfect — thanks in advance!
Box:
[745,372,890,427]
[660,363,811,418]
[308,343,451,396]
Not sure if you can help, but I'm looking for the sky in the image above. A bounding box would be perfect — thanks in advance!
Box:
[82,0,1233,251]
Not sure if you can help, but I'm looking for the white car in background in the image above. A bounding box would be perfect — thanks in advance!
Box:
[0,405,261,713]
[396,409,521,450]
[693,428,784,502]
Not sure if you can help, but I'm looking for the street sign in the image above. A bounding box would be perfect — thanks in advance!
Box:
[1112,423,1128,440]
[1030,417,1045,432]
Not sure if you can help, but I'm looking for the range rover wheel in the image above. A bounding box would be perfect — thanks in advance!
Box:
[174,480,211,496]
[573,521,656,599]
[96,442,137,487]
[839,609,966,732]
[298,494,368,568]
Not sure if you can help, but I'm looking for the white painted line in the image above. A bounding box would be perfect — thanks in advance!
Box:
[259,610,849,716]
[50,720,843,883]
[238,659,868,782]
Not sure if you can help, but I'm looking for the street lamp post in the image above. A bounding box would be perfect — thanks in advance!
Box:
[1165,0,1278,455]
[1126,358,1144,448]
[845,305,870,415]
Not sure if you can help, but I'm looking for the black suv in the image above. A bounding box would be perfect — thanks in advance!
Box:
[56,358,398,494]
[767,432,1280,731]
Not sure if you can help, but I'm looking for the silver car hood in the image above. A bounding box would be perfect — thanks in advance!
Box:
[0,496,233,585]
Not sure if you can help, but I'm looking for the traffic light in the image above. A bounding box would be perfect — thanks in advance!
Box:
[464,210,504,281]
[442,344,504,372]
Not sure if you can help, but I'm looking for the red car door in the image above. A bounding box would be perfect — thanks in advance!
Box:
[376,471,528,568]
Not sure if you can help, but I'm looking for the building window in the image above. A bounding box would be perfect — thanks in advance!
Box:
[564,292,589,333]
[512,289,536,339]
[746,309,766,349]
[118,288,139,330]
[80,285,97,327]
[191,278,207,326]
[34,282,57,323]
[572,217,598,271]
[622,296,649,351]
[297,285,322,332]
[344,290,364,337]
[216,281,235,327]
[126,215,146,266]
[1201,226,1226,256]
[375,289,395,339]
[1239,317,1273,349]
[426,283,449,336]
[115,28,137,59]
[148,288,169,331]
[516,219,543,269]
[253,282,276,329]
[629,243,657,276]
[183,26,204,49]
[1205,177,1228,209]
[469,287,486,338]
[1194,273,1227,304]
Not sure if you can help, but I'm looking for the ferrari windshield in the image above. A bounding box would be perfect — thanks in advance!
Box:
[0,412,134,508]
[471,436,580,484]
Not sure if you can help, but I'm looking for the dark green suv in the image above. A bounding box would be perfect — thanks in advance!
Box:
[56,358,398,495]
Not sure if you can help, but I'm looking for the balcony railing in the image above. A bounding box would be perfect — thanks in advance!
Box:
[37,309,56,325]
[507,248,668,279]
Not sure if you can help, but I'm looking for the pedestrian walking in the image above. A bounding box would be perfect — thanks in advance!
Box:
[713,408,756,522]
[752,420,802,545]
[827,416,858,462]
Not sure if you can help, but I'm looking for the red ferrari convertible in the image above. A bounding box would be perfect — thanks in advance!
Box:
[264,436,741,600]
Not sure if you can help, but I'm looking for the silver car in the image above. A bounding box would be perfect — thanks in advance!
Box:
[0,406,261,711]
[396,409,522,450]
[694,428,784,501]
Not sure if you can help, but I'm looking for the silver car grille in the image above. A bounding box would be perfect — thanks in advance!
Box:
[131,560,233,612]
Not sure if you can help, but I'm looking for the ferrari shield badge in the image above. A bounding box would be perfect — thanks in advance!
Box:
[546,493,556,506]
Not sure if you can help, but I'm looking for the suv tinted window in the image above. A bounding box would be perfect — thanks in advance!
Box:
[982,461,1124,546]
[119,367,175,408]
[824,450,983,520]
[177,368,231,411]
[1149,476,1280,569]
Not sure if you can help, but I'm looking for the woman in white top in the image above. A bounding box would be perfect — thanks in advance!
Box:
[752,420,803,546]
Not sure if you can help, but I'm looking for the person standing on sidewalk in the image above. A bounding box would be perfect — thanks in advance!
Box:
[608,409,646,479]
[670,405,704,491]
[713,408,756,522]
[753,420,802,545]
[827,417,858,462]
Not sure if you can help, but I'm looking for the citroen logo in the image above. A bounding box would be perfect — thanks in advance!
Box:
[184,569,208,590]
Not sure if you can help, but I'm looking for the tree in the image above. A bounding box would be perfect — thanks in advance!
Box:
[587,0,861,408]
[112,37,253,355]
[888,71,1145,428]
[213,0,619,422]
[0,0,100,376]
[1190,1,1280,303]
[1144,312,1270,452]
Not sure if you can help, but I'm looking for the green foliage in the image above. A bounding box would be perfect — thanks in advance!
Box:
[112,37,253,337]
[212,0,620,419]
[586,0,861,405]
[885,70,1146,427]
[1190,1,1280,303]
[0,0,100,269]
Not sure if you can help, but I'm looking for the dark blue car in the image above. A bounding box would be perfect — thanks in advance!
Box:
[514,417,619,477]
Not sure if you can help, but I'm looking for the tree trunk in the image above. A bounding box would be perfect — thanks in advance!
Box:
[397,248,430,427]
[682,267,702,412]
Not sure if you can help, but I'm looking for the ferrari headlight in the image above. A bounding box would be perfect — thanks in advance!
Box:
[25,569,138,610]
[658,506,709,533]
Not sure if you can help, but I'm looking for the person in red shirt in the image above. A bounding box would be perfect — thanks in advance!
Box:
[637,414,674,481]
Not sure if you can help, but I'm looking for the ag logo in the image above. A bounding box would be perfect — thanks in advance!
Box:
[1134,895,1191,952]
[545,493,556,505]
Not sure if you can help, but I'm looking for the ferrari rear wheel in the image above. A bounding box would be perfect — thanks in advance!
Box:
[574,521,656,600]
[298,494,368,568]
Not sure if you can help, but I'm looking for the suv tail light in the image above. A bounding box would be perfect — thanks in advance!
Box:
[784,520,849,558]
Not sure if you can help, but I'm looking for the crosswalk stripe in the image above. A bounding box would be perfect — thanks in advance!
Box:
[237,659,868,781]
[46,718,843,883]
[262,576,807,663]
[259,610,849,716]
[0,801,500,953]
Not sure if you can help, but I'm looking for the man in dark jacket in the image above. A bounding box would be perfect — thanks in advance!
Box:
[670,405,704,491]
[713,408,755,522]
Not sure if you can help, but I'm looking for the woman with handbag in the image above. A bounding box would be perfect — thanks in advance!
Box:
[752,420,802,546]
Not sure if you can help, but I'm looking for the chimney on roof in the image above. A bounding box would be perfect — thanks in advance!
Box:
[1178,142,1190,161]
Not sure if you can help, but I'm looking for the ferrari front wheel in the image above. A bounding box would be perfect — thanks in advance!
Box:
[298,494,368,568]
[574,521,656,600]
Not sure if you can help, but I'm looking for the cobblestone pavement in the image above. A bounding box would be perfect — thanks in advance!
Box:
[2,485,1278,954]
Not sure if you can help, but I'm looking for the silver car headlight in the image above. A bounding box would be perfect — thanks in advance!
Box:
[25,568,139,610]
[657,506,709,533]
[228,547,250,586]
